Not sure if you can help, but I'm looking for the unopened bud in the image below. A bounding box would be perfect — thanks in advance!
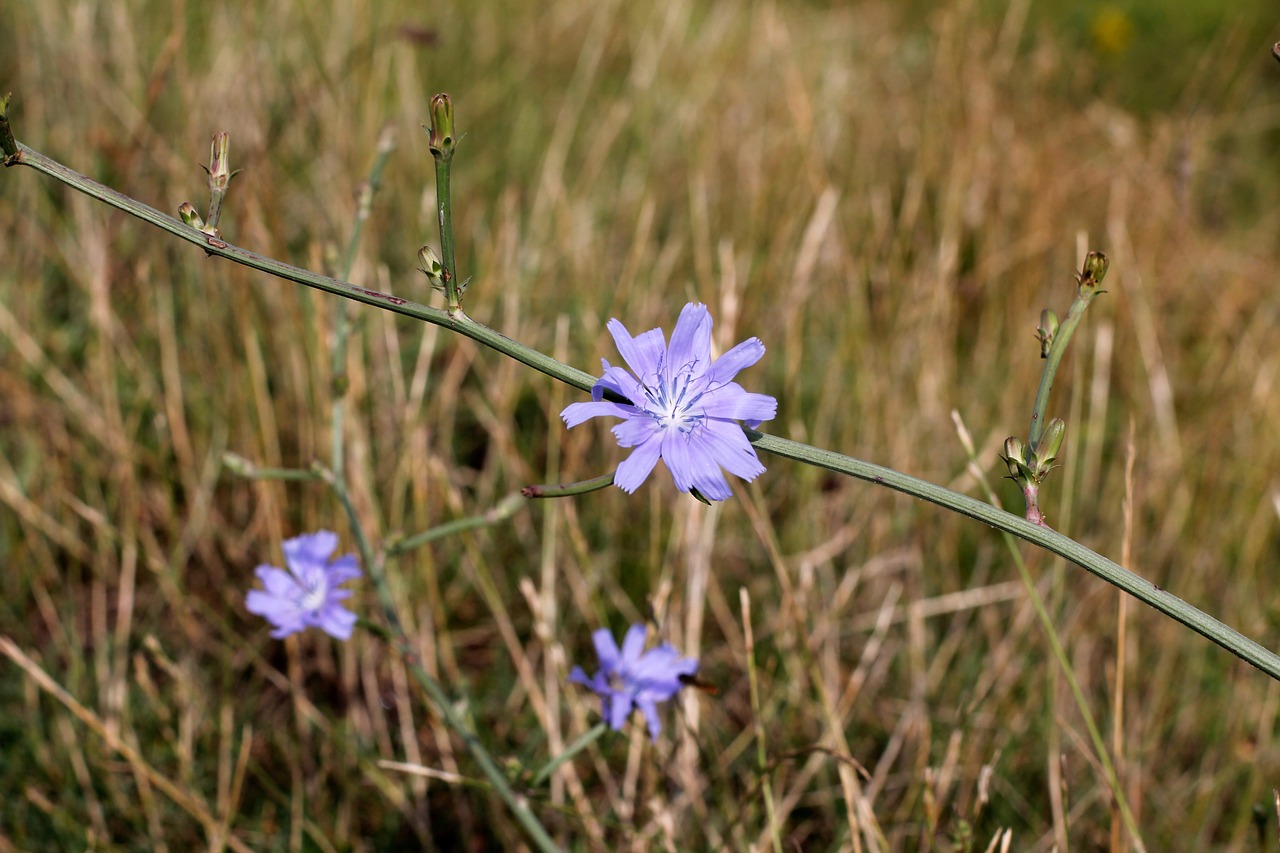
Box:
[417,245,446,291]
[427,93,455,159]
[1036,309,1059,358]
[205,132,237,192]
[178,202,205,231]
[1033,418,1066,477]
[1077,251,1109,295]
[1002,436,1028,480]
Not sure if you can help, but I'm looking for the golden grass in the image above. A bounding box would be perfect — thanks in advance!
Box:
[3,0,1280,848]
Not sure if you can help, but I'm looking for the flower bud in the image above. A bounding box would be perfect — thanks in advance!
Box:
[417,245,445,291]
[1033,418,1066,478]
[178,201,205,231]
[1036,309,1059,358]
[427,93,455,159]
[1002,436,1028,480]
[205,132,237,192]
[1077,251,1109,295]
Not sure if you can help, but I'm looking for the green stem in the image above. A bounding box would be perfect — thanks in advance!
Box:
[326,477,562,853]
[434,152,462,314]
[386,492,525,557]
[8,140,1280,683]
[530,723,608,787]
[330,128,396,488]
[749,431,1280,680]
[8,143,595,388]
[958,436,1144,849]
[521,473,616,498]
[1028,254,1105,449]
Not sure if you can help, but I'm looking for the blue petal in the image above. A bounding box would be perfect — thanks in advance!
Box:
[591,627,621,673]
[613,435,663,493]
[661,429,732,500]
[592,365,645,406]
[664,304,712,384]
[316,605,358,640]
[706,337,765,385]
[619,624,648,667]
[608,691,633,732]
[700,384,776,424]
[609,320,667,382]
[612,416,659,449]
[283,530,338,570]
[561,400,635,428]
[692,419,767,481]
[325,554,362,585]
[255,565,299,597]
[636,698,664,740]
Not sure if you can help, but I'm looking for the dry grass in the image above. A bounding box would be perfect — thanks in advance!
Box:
[3,0,1280,849]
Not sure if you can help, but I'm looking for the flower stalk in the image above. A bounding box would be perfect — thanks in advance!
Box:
[6,119,1280,685]
[427,93,464,314]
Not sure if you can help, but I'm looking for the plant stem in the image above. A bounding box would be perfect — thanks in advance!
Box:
[434,152,462,314]
[1028,253,1105,449]
[326,479,562,853]
[8,139,1280,683]
[385,492,526,556]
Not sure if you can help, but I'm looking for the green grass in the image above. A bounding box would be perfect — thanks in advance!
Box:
[4,0,1280,849]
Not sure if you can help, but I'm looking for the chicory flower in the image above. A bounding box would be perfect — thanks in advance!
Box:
[561,302,776,501]
[569,623,698,740]
[246,531,361,640]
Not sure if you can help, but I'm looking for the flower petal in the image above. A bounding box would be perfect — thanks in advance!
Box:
[612,416,659,449]
[636,697,663,740]
[592,363,645,405]
[661,429,732,500]
[326,554,363,585]
[590,627,621,673]
[609,321,667,382]
[664,304,712,384]
[692,419,767,482]
[283,530,338,569]
[315,605,358,640]
[706,337,765,385]
[607,690,633,732]
[700,385,777,424]
[562,400,635,429]
[613,434,663,493]
[619,624,648,667]
[255,565,299,597]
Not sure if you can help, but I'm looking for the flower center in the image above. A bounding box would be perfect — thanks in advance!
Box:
[299,575,328,611]
[644,361,706,432]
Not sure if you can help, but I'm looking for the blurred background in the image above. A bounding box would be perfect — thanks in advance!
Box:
[2,0,1280,848]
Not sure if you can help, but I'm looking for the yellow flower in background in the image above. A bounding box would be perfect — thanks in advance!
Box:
[1091,6,1134,56]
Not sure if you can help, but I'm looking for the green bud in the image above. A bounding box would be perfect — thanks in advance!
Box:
[1033,418,1066,478]
[1036,309,1059,358]
[417,245,446,291]
[221,452,257,477]
[1077,251,1109,295]
[204,131,238,192]
[427,93,455,159]
[1002,436,1028,480]
[178,201,205,231]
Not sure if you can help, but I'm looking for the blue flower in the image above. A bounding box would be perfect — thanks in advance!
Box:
[245,531,361,640]
[561,302,777,501]
[569,623,698,740]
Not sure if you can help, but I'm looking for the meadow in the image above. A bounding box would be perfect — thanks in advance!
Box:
[3,0,1280,849]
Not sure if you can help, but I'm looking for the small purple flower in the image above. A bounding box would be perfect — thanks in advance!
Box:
[569,623,698,740]
[245,531,361,640]
[561,302,777,501]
